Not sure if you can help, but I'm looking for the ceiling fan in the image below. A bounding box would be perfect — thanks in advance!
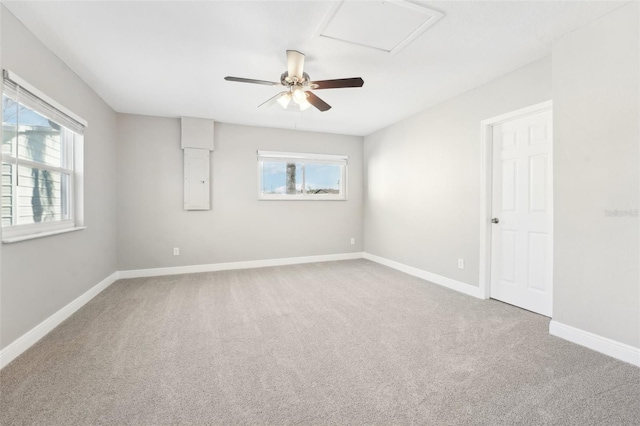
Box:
[224,50,364,112]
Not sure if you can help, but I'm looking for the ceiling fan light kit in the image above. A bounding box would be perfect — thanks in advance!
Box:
[276,93,291,109]
[224,50,364,113]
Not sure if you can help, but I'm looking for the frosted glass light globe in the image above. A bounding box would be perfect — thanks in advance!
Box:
[292,87,306,104]
[277,92,291,108]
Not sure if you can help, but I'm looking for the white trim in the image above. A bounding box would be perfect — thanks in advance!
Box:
[257,152,348,201]
[258,195,346,201]
[0,271,119,370]
[0,253,486,370]
[549,320,640,367]
[2,255,365,369]
[3,156,73,175]
[363,253,482,299]
[118,252,364,279]
[314,0,444,55]
[481,101,553,127]
[257,150,347,164]
[2,225,86,244]
[2,120,84,239]
[4,254,637,373]
[478,100,553,300]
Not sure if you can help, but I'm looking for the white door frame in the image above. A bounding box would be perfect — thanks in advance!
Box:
[478,100,553,300]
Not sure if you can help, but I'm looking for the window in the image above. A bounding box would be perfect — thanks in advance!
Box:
[258,151,347,200]
[2,70,86,242]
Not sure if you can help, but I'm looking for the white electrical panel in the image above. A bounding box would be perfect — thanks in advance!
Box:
[184,148,210,210]
[181,117,214,211]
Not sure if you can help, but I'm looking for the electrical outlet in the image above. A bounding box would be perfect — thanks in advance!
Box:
[173,247,180,256]
[350,237,356,245]
[457,258,464,269]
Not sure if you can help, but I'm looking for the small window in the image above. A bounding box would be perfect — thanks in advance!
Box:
[258,151,347,200]
[2,70,86,241]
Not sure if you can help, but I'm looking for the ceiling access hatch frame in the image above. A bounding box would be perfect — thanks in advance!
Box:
[314,0,444,55]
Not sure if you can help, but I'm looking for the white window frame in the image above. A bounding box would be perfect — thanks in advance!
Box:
[2,70,86,243]
[257,150,348,201]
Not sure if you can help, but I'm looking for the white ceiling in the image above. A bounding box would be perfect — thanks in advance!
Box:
[3,1,628,136]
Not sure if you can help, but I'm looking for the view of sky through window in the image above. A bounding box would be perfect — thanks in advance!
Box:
[261,161,341,194]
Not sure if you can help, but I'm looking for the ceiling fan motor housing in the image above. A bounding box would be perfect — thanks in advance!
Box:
[281,71,311,87]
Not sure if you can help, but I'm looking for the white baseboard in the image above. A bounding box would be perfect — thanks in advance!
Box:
[0,252,484,370]
[549,320,640,367]
[118,252,365,279]
[0,271,120,370]
[363,252,482,299]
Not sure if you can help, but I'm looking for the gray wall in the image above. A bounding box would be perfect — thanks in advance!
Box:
[0,8,118,349]
[364,58,552,286]
[117,116,363,270]
[3,0,636,357]
[553,3,639,347]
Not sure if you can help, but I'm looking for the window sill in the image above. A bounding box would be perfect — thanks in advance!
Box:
[2,226,86,244]
[258,198,347,201]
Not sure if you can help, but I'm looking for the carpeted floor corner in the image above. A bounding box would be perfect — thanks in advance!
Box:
[1,259,639,425]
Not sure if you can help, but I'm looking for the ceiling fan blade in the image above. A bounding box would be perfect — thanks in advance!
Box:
[311,77,364,90]
[258,91,289,108]
[224,76,281,86]
[306,92,331,112]
[286,50,305,81]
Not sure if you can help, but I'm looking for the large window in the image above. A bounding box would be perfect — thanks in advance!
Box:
[2,70,86,241]
[258,151,347,200]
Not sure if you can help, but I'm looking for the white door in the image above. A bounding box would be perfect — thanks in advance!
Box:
[490,109,553,316]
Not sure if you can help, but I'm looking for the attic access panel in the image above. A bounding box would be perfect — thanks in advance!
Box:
[315,0,443,55]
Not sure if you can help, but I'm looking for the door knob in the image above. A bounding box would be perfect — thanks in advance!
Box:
[491,218,500,224]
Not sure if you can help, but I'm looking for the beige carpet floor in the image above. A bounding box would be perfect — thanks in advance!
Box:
[1,259,639,425]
